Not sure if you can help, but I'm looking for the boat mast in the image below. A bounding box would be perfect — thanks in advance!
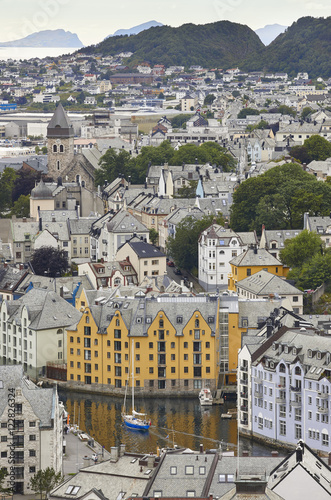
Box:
[131,337,134,412]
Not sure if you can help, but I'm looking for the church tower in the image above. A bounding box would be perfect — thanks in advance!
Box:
[47,103,74,180]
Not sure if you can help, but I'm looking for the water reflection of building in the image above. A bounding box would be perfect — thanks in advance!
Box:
[63,393,237,454]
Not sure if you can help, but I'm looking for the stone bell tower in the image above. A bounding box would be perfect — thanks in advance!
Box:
[47,103,74,180]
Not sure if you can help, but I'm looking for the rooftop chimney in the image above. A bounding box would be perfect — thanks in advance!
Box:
[110,446,119,462]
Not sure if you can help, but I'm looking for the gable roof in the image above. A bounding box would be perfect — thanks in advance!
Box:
[230,248,282,267]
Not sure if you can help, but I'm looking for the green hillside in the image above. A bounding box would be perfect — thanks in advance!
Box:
[81,21,264,69]
[244,17,331,78]
[80,17,331,78]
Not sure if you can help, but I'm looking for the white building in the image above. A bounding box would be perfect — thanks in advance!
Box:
[0,288,81,378]
[0,365,63,494]
[198,224,257,291]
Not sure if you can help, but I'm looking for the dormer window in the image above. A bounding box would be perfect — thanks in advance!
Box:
[317,351,321,360]
[308,349,312,358]
[292,347,297,355]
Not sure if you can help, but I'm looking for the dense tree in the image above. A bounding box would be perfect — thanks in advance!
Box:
[170,142,236,171]
[291,135,331,164]
[30,468,63,499]
[304,135,331,161]
[301,107,312,120]
[0,469,11,495]
[30,247,68,277]
[95,149,135,186]
[0,167,17,214]
[170,114,192,129]
[237,108,260,119]
[12,170,40,201]
[149,228,159,246]
[279,230,324,269]
[166,214,224,273]
[11,195,30,218]
[293,251,331,290]
[230,163,331,233]
[204,94,216,105]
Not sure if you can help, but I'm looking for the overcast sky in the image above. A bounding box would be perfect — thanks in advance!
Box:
[0,0,330,46]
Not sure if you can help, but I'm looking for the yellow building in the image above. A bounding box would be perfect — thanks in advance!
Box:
[228,247,289,292]
[66,290,243,393]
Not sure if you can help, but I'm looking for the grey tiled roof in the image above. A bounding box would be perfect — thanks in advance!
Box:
[106,209,148,233]
[120,240,165,259]
[230,248,282,267]
[5,288,81,330]
[0,365,55,427]
[237,270,303,296]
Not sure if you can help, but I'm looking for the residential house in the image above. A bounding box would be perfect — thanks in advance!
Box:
[237,310,331,453]
[259,227,302,260]
[0,365,63,494]
[0,288,81,378]
[116,237,166,283]
[236,270,304,314]
[228,248,289,292]
[198,224,258,291]
[304,213,331,249]
[78,260,138,289]
[90,209,149,262]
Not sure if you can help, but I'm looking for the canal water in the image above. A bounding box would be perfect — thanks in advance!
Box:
[59,390,286,457]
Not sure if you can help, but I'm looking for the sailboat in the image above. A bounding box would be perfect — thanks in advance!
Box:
[122,338,151,431]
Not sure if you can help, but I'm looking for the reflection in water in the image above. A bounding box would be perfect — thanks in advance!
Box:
[59,391,285,457]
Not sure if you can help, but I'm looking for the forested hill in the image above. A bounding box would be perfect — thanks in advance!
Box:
[80,21,264,68]
[80,17,331,78]
[243,16,331,78]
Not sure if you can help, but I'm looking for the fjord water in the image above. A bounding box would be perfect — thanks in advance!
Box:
[59,390,283,456]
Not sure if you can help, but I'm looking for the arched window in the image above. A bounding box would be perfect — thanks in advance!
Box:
[53,145,57,153]
[76,174,81,184]
[57,160,60,170]
[159,319,164,328]
[295,366,301,375]
[60,145,64,153]
[195,319,200,328]
[114,278,121,286]
[85,316,89,324]
[219,250,225,255]
[116,318,120,327]
[81,181,85,188]
[279,363,286,373]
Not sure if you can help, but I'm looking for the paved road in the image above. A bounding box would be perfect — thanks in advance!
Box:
[63,428,111,475]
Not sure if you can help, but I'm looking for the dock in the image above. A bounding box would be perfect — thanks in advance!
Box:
[63,427,111,476]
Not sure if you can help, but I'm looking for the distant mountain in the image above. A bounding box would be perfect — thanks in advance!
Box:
[107,20,164,38]
[244,16,331,78]
[82,21,264,69]
[255,24,287,45]
[0,29,84,48]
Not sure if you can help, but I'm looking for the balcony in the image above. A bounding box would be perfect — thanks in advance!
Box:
[254,391,263,398]
[241,405,248,411]
[240,365,248,372]
[240,392,248,398]
[318,406,328,414]
[290,400,302,407]
[255,375,263,383]
[240,419,248,426]
[290,385,301,392]
[276,396,286,404]
[240,378,248,385]
[318,392,329,399]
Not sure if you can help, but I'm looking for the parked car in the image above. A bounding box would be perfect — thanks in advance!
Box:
[174,268,182,275]
[167,260,175,267]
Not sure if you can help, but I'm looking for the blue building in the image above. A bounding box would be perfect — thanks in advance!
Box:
[0,103,17,111]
